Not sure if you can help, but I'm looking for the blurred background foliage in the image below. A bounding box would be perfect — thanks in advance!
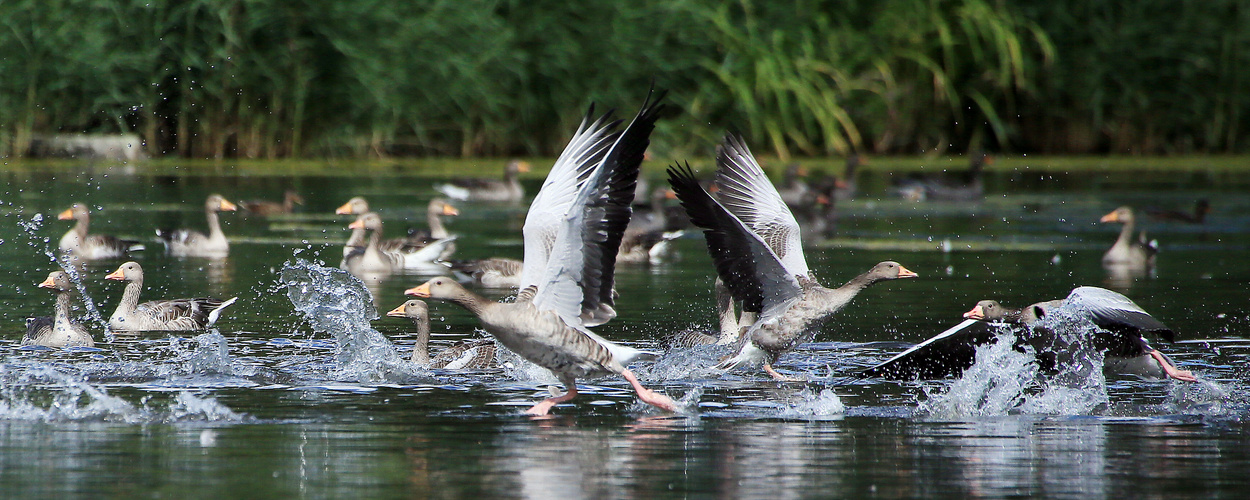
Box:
[0,0,1246,159]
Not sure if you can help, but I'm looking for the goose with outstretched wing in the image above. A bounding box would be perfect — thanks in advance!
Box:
[408,89,679,415]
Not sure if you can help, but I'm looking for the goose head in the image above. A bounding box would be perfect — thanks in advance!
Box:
[348,212,384,232]
[38,271,74,292]
[58,203,89,221]
[1099,206,1135,224]
[430,198,460,217]
[506,160,532,175]
[105,261,144,283]
[337,196,368,215]
[387,299,428,321]
[866,261,918,283]
[405,277,468,301]
[964,300,1006,320]
[206,194,238,213]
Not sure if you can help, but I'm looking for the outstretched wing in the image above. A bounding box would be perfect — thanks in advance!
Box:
[713,134,810,279]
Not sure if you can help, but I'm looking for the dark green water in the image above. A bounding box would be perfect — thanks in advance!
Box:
[2,163,1249,498]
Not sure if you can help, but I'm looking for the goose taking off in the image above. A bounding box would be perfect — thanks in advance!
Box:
[669,134,917,381]
[105,261,237,332]
[435,160,531,203]
[860,287,1194,382]
[57,203,144,260]
[156,194,237,258]
[387,299,498,369]
[28,271,94,348]
[408,89,678,416]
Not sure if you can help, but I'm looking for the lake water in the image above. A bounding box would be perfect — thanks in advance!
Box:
[1,162,1249,498]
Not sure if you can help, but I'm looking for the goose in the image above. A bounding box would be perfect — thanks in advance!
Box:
[337,198,458,261]
[407,90,678,416]
[616,228,684,264]
[27,271,94,348]
[776,163,810,208]
[404,198,460,261]
[240,190,303,216]
[156,194,237,258]
[665,277,744,348]
[387,299,498,369]
[668,134,918,381]
[1146,199,1210,224]
[860,287,1195,382]
[104,261,237,331]
[445,257,524,288]
[57,203,144,259]
[895,151,991,202]
[832,154,863,201]
[341,212,404,274]
[435,160,531,203]
[1100,206,1158,267]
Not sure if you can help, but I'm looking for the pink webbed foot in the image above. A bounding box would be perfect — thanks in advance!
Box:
[764,363,804,382]
[621,369,680,413]
[1150,350,1198,382]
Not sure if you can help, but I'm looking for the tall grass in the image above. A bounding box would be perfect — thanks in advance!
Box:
[0,0,1245,158]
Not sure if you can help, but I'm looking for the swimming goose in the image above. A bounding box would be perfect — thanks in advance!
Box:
[833,154,863,201]
[57,203,144,259]
[341,212,404,274]
[156,194,237,258]
[1100,206,1158,267]
[240,190,303,216]
[408,90,678,415]
[405,198,460,261]
[387,299,498,369]
[28,271,94,348]
[104,261,237,331]
[435,160,531,203]
[1146,199,1210,224]
[665,277,744,348]
[860,287,1195,382]
[895,151,991,202]
[776,163,810,208]
[445,257,524,288]
[335,197,371,257]
[668,134,918,380]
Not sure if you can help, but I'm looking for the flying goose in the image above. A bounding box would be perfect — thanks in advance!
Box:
[435,160,531,203]
[668,134,918,380]
[57,203,144,259]
[104,261,237,331]
[408,90,678,415]
[156,194,237,258]
[387,299,498,369]
[1100,206,1158,267]
[860,287,1195,382]
[28,271,94,348]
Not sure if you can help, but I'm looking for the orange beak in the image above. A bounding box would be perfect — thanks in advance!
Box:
[105,268,126,281]
[797,166,809,176]
[834,179,849,189]
[38,276,57,289]
[815,194,830,205]
[335,201,354,215]
[406,283,431,298]
[58,208,74,220]
[348,218,365,230]
[516,161,532,173]
[442,204,460,216]
[664,189,678,200]
[1099,211,1120,223]
[963,305,984,320]
[219,199,238,211]
[386,304,407,317]
[897,265,919,279]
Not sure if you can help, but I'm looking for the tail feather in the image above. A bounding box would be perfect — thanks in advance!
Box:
[715,341,768,371]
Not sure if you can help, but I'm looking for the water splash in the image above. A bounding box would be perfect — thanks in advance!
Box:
[0,365,242,423]
[777,388,845,419]
[280,259,427,383]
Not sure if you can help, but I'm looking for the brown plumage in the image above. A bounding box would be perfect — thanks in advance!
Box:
[387,299,498,369]
[57,203,144,260]
[240,190,303,216]
[105,261,237,332]
[156,194,237,258]
[29,271,94,348]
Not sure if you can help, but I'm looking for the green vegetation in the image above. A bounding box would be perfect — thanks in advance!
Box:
[2,0,1247,160]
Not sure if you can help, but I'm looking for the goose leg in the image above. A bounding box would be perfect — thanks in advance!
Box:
[1149,350,1197,382]
[620,369,678,412]
[526,376,578,415]
[763,363,804,382]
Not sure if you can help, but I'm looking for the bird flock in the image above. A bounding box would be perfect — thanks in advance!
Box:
[27,87,1203,416]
